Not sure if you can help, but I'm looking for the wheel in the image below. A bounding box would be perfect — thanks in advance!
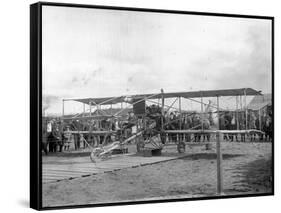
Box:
[177,142,186,153]
[90,148,104,163]
[136,141,145,153]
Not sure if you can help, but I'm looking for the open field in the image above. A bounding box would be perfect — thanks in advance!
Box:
[42,142,272,207]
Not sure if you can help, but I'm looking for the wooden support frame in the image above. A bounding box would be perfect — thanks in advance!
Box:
[62,99,65,119]
[65,130,116,134]
[259,109,262,130]
[216,95,223,194]
[89,101,92,117]
[62,88,259,144]
[201,93,204,131]
[164,129,264,134]
[244,89,248,130]
[217,96,220,129]
[165,97,178,112]
[62,99,65,132]
[236,96,239,130]
[240,95,243,129]
[179,96,182,130]
[83,103,85,117]
[161,89,165,131]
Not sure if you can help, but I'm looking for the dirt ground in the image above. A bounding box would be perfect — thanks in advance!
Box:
[42,142,272,207]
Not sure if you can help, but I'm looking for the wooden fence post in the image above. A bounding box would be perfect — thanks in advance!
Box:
[216,131,223,195]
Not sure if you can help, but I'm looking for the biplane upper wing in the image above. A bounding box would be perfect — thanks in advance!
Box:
[69,88,261,106]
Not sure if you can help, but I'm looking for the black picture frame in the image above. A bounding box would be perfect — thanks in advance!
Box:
[30,1,274,210]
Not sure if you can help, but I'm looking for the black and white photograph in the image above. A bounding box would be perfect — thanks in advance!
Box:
[31,2,273,209]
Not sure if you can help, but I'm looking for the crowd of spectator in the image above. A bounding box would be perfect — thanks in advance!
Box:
[42,105,272,154]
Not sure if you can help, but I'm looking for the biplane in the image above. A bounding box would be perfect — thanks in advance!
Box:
[61,88,265,163]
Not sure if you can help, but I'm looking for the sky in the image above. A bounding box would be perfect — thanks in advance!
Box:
[42,6,272,116]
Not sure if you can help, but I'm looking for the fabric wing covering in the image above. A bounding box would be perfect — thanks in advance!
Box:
[71,88,261,106]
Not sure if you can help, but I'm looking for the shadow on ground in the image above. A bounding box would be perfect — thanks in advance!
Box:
[42,151,91,158]
[234,158,272,192]
[130,152,244,160]
[182,153,244,160]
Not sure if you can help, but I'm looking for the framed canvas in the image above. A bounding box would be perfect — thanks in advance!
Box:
[30,2,274,210]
